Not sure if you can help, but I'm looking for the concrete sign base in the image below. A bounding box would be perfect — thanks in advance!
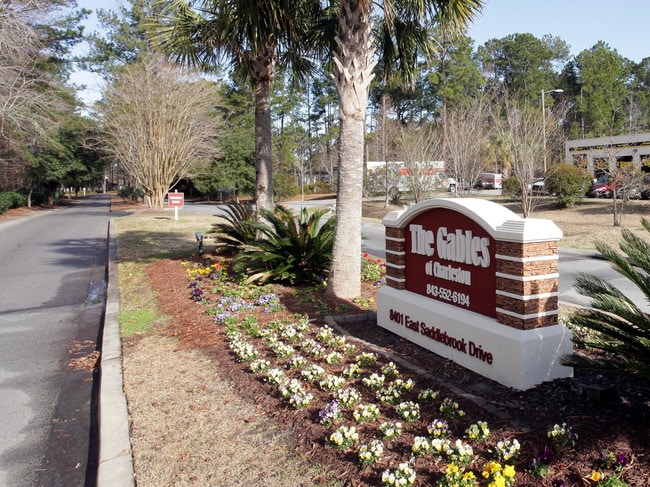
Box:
[377,286,573,390]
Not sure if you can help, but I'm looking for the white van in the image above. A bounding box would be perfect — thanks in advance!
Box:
[475,173,503,190]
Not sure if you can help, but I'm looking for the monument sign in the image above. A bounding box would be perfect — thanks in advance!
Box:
[377,198,573,390]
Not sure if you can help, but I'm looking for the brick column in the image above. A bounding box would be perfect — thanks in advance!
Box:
[495,222,561,330]
[384,226,406,290]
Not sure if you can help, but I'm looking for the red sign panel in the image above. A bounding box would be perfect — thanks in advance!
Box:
[168,192,184,208]
[404,208,496,317]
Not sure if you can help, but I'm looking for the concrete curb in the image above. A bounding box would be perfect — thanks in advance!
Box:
[97,219,135,486]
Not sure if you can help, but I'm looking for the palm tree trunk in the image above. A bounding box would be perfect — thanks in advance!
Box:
[327,0,376,299]
[249,46,276,212]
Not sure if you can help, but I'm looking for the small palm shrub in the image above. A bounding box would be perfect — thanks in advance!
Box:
[233,204,335,285]
[562,218,650,377]
[210,202,258,254]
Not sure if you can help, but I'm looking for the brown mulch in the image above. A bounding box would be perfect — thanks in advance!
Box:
[144,254,650,487]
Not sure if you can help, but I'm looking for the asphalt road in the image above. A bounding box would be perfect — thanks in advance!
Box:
[0,195,112,487]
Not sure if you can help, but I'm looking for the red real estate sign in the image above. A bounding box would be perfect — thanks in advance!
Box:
[168,192,184,208]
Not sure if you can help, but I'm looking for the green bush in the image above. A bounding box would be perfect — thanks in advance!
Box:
[118,186,144,201]
[0,191,27,214]
[562,218,650,377]
[232,205,335,285]
[545,164,592,207]
[273,172,300,200]
[18,189,47,205]
[502,177,521,198]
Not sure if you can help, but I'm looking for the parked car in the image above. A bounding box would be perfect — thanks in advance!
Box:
[528,178,546,195]
[474,173,503,190]
[589,175,616,198]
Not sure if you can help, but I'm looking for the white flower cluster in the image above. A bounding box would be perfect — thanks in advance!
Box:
[286,354,307,369]
[465,421,490,442]
[328,425,359,450]
[411,436,432,457]
[417,388,439,404]
[264,367,285,387]
[319,374,345,391]
[378,421,403,440]
[381,361,400,378]
[494,438,521,463]
[381,462,416,487]
[227,333,259,362]
[333,387,362,408]
[315,325,335,344]
[300,363,325,382]
[353,403,381,423]
[355,352,378,367]
[362,373,385,389]
[444,439,474,465]
[249,358,271,374]
[278,378,305,398]
[269,340,294,359]
[325,351,344,364]
[342,363,362,379]
[278,323,302,343]
[395,401,420,422]
[358,439,384,466]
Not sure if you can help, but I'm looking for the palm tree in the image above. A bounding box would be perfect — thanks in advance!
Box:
[561,219,650,378]
[326,0,483,298]
[151,0,318,212]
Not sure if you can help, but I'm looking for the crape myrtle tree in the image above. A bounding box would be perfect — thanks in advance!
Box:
[98,55,221,208]
[151,0,321,212]
[325,0,483,298]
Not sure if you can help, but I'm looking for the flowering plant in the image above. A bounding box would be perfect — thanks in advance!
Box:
[325,351,344,364]
[427,419,450,438]
[286,354,307,369]
[378,421,403,440]
[278,378,305,399]
[529,447,554,478]
[315,325,335,344]
[362,373,385,389]
[599,451,629,472]
[249,358,271,374]
[481,461,516,487]
[333,387,362,408]
[318,400,342,427]
[342,363,363,379]
[437,463,477,487]
[590,470,628,486]
[358,440,384,466]
[327,425,359,450]
[289,391,313,409]
[395,401,420,422]
[353,403,381,423]
[411,436,433,457]
[465,421,490,442]
[360,252,385,283]
[319,374,345,391]
[547,423,578,450]
[355,352,379,367]
[300,363,325,382]
[418,388,440,404]
[444,439,474,466]
[381,361,400,378]
[264,368,285,387]
[440,397,465,419]
[493,438,521,464]
[381,462,416,487]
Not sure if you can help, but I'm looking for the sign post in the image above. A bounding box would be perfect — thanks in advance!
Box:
[167,190,184,221]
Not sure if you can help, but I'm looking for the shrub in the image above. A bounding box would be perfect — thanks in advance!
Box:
[273,172,300,200]
[561,217,650,377]
[545,164,592,207]
[233,205,335,285]
[502,176,521,199]
[210,202,258,254]
[0,191,27,214]
[117,186,144,201]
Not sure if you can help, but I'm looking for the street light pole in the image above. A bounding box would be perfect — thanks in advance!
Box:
[542,88,563,173]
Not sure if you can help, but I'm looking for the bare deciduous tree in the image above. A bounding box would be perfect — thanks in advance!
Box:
[495,93,562,217]
[442,96,494,196]
[98,55,221,208]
